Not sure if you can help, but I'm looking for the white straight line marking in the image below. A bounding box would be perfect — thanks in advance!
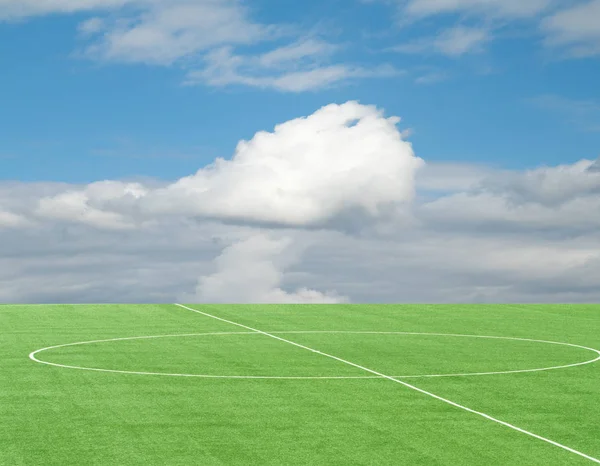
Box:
[175,303,600,464]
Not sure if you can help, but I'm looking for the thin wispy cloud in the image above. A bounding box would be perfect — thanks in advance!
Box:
[531,94,600,132]
[393,26,490,57]
[401,0,554,19]
[541,0,600,58]
[414,70,449,85]
[186,44,402,92]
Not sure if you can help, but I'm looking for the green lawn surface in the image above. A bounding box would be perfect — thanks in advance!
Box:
[1,304,599,465]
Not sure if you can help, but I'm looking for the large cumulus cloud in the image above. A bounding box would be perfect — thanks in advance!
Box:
[141,101,423,226]
[31,102,423,229]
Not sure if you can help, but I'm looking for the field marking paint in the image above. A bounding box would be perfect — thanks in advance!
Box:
[30,331,600,380]
[174,303,600,464]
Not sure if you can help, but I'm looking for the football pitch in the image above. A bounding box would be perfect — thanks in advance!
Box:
[1,304,599,465]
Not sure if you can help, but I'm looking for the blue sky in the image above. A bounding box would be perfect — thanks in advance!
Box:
[2,0,600,304]
[1,0,599,183]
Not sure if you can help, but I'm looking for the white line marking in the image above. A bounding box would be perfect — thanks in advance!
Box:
[175,303,600,464]
[30,331,600,380]
[2,304,123,307]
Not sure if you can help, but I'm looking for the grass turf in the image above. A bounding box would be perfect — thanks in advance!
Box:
[1,304,599,465]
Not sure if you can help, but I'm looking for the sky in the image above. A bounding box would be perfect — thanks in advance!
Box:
[1,0,600,303]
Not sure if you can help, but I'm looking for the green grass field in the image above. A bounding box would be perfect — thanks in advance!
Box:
[2,304,599,465]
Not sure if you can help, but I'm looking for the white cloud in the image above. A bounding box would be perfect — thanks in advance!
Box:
[402,0,553,19]
[414,70,449,85]
[141,101,422,225]
[479,159,600,206]
[0,0,132,20]
[287,228,600,303]
[13,104,599,237]
[416,162,493,192]
[382,0,572,63]
[186,46,401,92]
[268,65,401,93]
[0,218,229,303]
[257,39,339,68]
[419,190,600,233]
[77,17,106,35]
[0,0,271,66]
[393,26,490,57]
[82,1,269,65]
[542,0,600,57]
[22,102,419,230]
[35,181,149,230]
[265,66,369,92]
[414,159,600,242]
[0,210,30,229]
[435,26,490,55]
[182,233,348,303]
[531,94,600,131]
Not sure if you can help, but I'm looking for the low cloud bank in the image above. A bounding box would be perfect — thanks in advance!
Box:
[1,104,600,303]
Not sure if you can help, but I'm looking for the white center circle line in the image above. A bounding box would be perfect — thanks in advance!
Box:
[28,331,600,379]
